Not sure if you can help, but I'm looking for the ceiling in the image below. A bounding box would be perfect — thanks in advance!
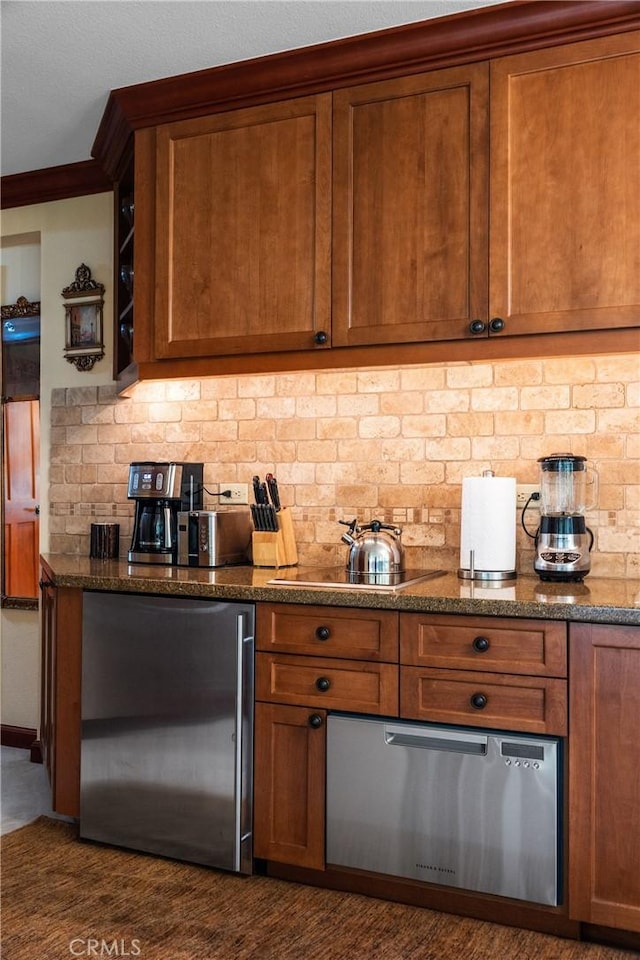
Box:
[0,0,505,178]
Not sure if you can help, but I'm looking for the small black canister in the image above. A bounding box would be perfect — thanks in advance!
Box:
[90,522,120,560]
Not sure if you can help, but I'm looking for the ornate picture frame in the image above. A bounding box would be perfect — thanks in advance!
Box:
[1,296,41,400]
[61,263,105,371]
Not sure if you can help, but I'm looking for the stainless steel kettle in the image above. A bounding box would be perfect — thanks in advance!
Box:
[340,519,405,578]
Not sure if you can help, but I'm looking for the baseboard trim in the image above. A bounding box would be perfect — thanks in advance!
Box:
[1,724,42,762]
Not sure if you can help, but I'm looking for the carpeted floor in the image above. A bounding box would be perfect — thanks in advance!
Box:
[1,817,636,960]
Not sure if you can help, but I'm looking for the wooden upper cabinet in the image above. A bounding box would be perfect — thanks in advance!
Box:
[490,31,640,337]
[332,64,489,347]
[148,94,332,360]
[130,28,640,374]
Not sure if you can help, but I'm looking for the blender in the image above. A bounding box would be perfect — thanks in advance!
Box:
[524,454,597,581]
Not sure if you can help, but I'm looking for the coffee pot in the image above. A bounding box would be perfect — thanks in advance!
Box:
[339,519,405,579]
[127,461,203,565]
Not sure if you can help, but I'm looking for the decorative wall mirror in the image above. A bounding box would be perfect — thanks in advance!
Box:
[61,263,105,370]
[1,296,41,400]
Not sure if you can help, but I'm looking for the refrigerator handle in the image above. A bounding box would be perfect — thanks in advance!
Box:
[234,611,250,872]
[384,725,488,756]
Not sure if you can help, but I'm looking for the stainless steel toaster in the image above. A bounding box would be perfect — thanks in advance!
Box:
[177,509,252,567]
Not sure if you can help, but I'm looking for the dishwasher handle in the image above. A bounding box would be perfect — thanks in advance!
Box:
[384,724,488,756]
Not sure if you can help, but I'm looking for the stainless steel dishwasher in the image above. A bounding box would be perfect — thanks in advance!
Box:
[80,591,254,873]
[326,714,562,905]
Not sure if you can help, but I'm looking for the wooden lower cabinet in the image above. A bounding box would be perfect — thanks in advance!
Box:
[253,702,326,869]
[401,666,567,735]
[256,652,398,716]
[400,613,568,735]
[569,622,640,933]
[39,575,82,817]
[34,583,640,943]
[401,613,567,676]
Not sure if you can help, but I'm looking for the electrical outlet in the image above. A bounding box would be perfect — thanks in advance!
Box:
[218,483,249,505]
[516,484,540,507]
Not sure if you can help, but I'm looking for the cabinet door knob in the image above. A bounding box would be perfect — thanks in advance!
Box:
[469,319,486,335]
[315,626,331,641]
[314,330,329,345]
[470,692,488,710]
[315,676,331,692]
[308,713,324,729]
[472,636,490,653]
[489,317,505,333]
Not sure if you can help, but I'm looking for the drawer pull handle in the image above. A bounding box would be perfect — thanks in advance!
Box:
[470,693,488,710]
[472,636,490,653]
[308,714,323,729]
[315,626,331,641]
[315,677,331,693]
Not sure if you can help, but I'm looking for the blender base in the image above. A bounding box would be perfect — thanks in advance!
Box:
[536,572,588,582]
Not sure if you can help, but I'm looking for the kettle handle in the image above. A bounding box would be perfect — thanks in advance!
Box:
[339,518,359,545]
[368,520,402,536]
[338,518,403,539]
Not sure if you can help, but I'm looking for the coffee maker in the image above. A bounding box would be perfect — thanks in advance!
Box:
[127,461,203,565]
[527,454,597,582]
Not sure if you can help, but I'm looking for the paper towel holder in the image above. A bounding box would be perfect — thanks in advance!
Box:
[458,549,517,582]
[458,471,518,581]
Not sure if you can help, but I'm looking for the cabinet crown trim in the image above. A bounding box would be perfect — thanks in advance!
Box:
[92,0,640,179]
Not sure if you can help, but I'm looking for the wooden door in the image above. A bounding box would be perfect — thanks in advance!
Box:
[253,701,325,868]
[3,399,39,599]
[149,95,332,360]
[569,622,640,932]
[490,32,640,337]
[332,63,489,347]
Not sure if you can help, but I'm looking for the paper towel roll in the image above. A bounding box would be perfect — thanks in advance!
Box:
[459,475,516,576]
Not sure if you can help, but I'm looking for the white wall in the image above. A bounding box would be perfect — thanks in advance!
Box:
[0,232,41,302]
[1,192,113,729]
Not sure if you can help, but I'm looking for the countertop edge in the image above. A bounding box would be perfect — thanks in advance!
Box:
[40,556,640,626]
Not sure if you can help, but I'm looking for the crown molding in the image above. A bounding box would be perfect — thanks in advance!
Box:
[92,0,640,178]
[3,1,639,200]
[1,160,111,211]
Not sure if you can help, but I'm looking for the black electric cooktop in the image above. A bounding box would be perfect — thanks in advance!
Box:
[267,567,445,593]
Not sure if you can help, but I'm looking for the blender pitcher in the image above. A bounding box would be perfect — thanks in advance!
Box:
[539,453,598,516]
[533,454,598,581]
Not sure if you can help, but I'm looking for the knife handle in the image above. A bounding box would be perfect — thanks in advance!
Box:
[266,473,281,511]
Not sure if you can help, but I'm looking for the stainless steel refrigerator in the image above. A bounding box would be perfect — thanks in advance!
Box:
[80,591,254,873]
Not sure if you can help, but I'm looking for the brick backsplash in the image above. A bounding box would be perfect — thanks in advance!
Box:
[49,354,640,578]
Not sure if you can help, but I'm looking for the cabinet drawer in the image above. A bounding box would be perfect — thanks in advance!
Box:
[256,652,398,715]
[401,613,567,677]
[257,603,399,661]
[401,666,567,735]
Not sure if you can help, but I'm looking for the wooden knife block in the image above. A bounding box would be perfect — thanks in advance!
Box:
[252,507,298,568]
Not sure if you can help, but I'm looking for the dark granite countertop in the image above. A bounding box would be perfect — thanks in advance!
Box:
[40,555,640,625]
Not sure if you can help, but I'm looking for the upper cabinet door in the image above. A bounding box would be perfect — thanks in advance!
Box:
[490,32,640,337]
[332,64,489,348]
[152,95,332,359]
